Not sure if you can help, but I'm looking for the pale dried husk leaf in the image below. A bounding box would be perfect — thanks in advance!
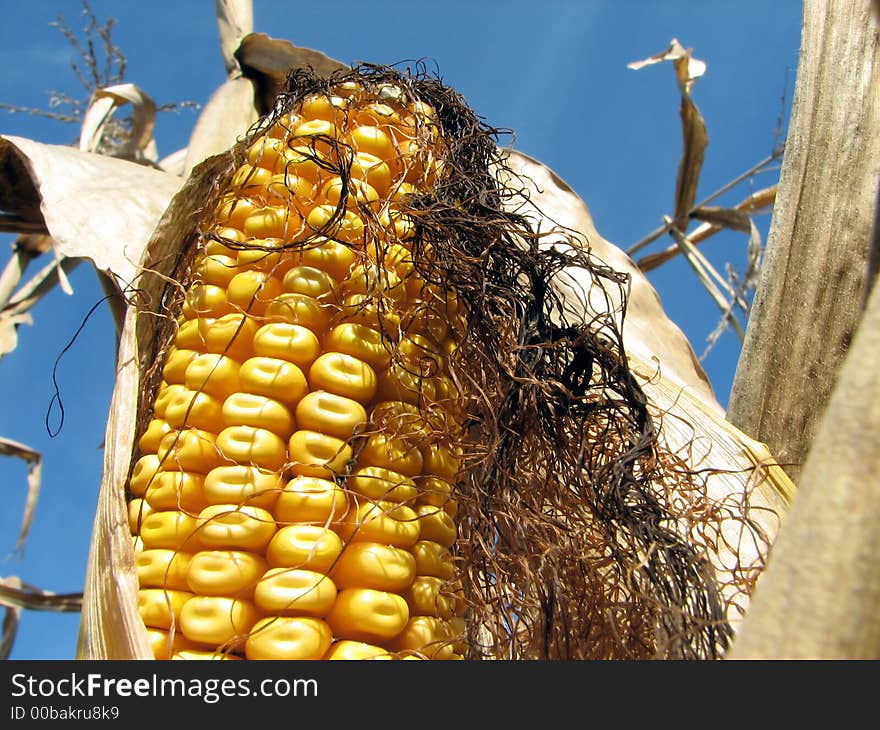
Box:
[0,136,184,290]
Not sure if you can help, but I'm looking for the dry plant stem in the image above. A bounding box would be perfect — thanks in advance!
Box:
[638,185,776,273]
[2,257,82,319]
[728,279,880,659]
[627,152,781,257]
[728,0,880,483]
[665,218,744,341]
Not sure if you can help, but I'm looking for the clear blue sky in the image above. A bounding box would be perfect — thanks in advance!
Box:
[0,0,802,659]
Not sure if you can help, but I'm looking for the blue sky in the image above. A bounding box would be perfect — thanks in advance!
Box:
[0,1,802,659]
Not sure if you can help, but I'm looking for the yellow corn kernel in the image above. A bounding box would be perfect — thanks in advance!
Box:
[319,176,380,210]
[369,400,430,440]
[174,319,206,351]
[400,301,449,343]
[274,475,349,525]
[299,93,349,123]
[128,498,152,534]
[163,389,225,433]
[305,205,365,244]
[222,392,295,438]
[417,476,458,517]
[146,628,202,660]
[264,173,316,213]
[203,465,282,510]
[287,430,353,480]
[196,504,277,552]
[171,649,241,660]
[282,265,339,301]
[447,616,467,655]
[144,471,206,513]
[216,195,260,229]
[403,576,455,619]
[216,425,287,472]
[179,596,260,648]
[323,640,393,660]
[336,499,421,548]
[294,391,367,440]
[350,466,418,502]
[290,237,356,281]
[414,504,457,547]
[308,352,377,403]
[183,283,233,320]
[138,419,173,455]
[136,549,193,591]
[330,542,416,592]
[349,151,392,196]
[410,540,455,580]
[375,362,436,405]
[345,263,407,305]
[129,454,162,497]
[245,616,332,660]
[153,383,189,419]
[226,270,284,316]
[254,568,337,617]
[162,348,200,385]
[139,510,202,551]
[186,550,268,598]
[253,323,322,368]
[264,293,331,333]
[236,237,287,276]
[137,588,193,630]
[266,525,344,572]
[337,293,401,333]
[199,313,261,363]
[357,432,424,477]
[157,429,222,474]
[388,616,455,659]
[324,322,393,371]
[193,253,241,288]
[421,442,462,480]
[265,112,302,139]
[326,588,409,643]
[238,356,309,408]
[230,163,275,192]
[185,353,241,400]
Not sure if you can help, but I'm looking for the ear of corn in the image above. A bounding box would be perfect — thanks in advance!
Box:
[127,77,468,660]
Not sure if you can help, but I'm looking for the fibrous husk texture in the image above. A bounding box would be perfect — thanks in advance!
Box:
[133,62,771,660]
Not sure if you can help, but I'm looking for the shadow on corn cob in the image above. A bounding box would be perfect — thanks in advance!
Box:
[127,68,471,660]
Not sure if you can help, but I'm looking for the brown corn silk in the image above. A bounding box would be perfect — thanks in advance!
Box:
[118,63,780,660]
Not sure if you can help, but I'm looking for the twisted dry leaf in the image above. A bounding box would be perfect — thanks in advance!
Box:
[0,437,42,556]
[629,38,709,230]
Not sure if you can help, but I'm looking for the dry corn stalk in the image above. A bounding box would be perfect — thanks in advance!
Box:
[44,62,796,658]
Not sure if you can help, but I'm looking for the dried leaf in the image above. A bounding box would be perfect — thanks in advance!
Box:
[629,39,709,229]
[181,76,259,178]
[0,135,184,289]
[79,83,158,162]
[638,185,776,272]
[0,437,42,556]
[0,577,21,660]
[691,206,753,233]
[235,32,348,115]
[0,578,83,612]
[0,312,32,357]
[216,0,254,74]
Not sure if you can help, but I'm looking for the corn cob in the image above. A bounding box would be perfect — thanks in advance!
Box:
[127,74,469,660]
